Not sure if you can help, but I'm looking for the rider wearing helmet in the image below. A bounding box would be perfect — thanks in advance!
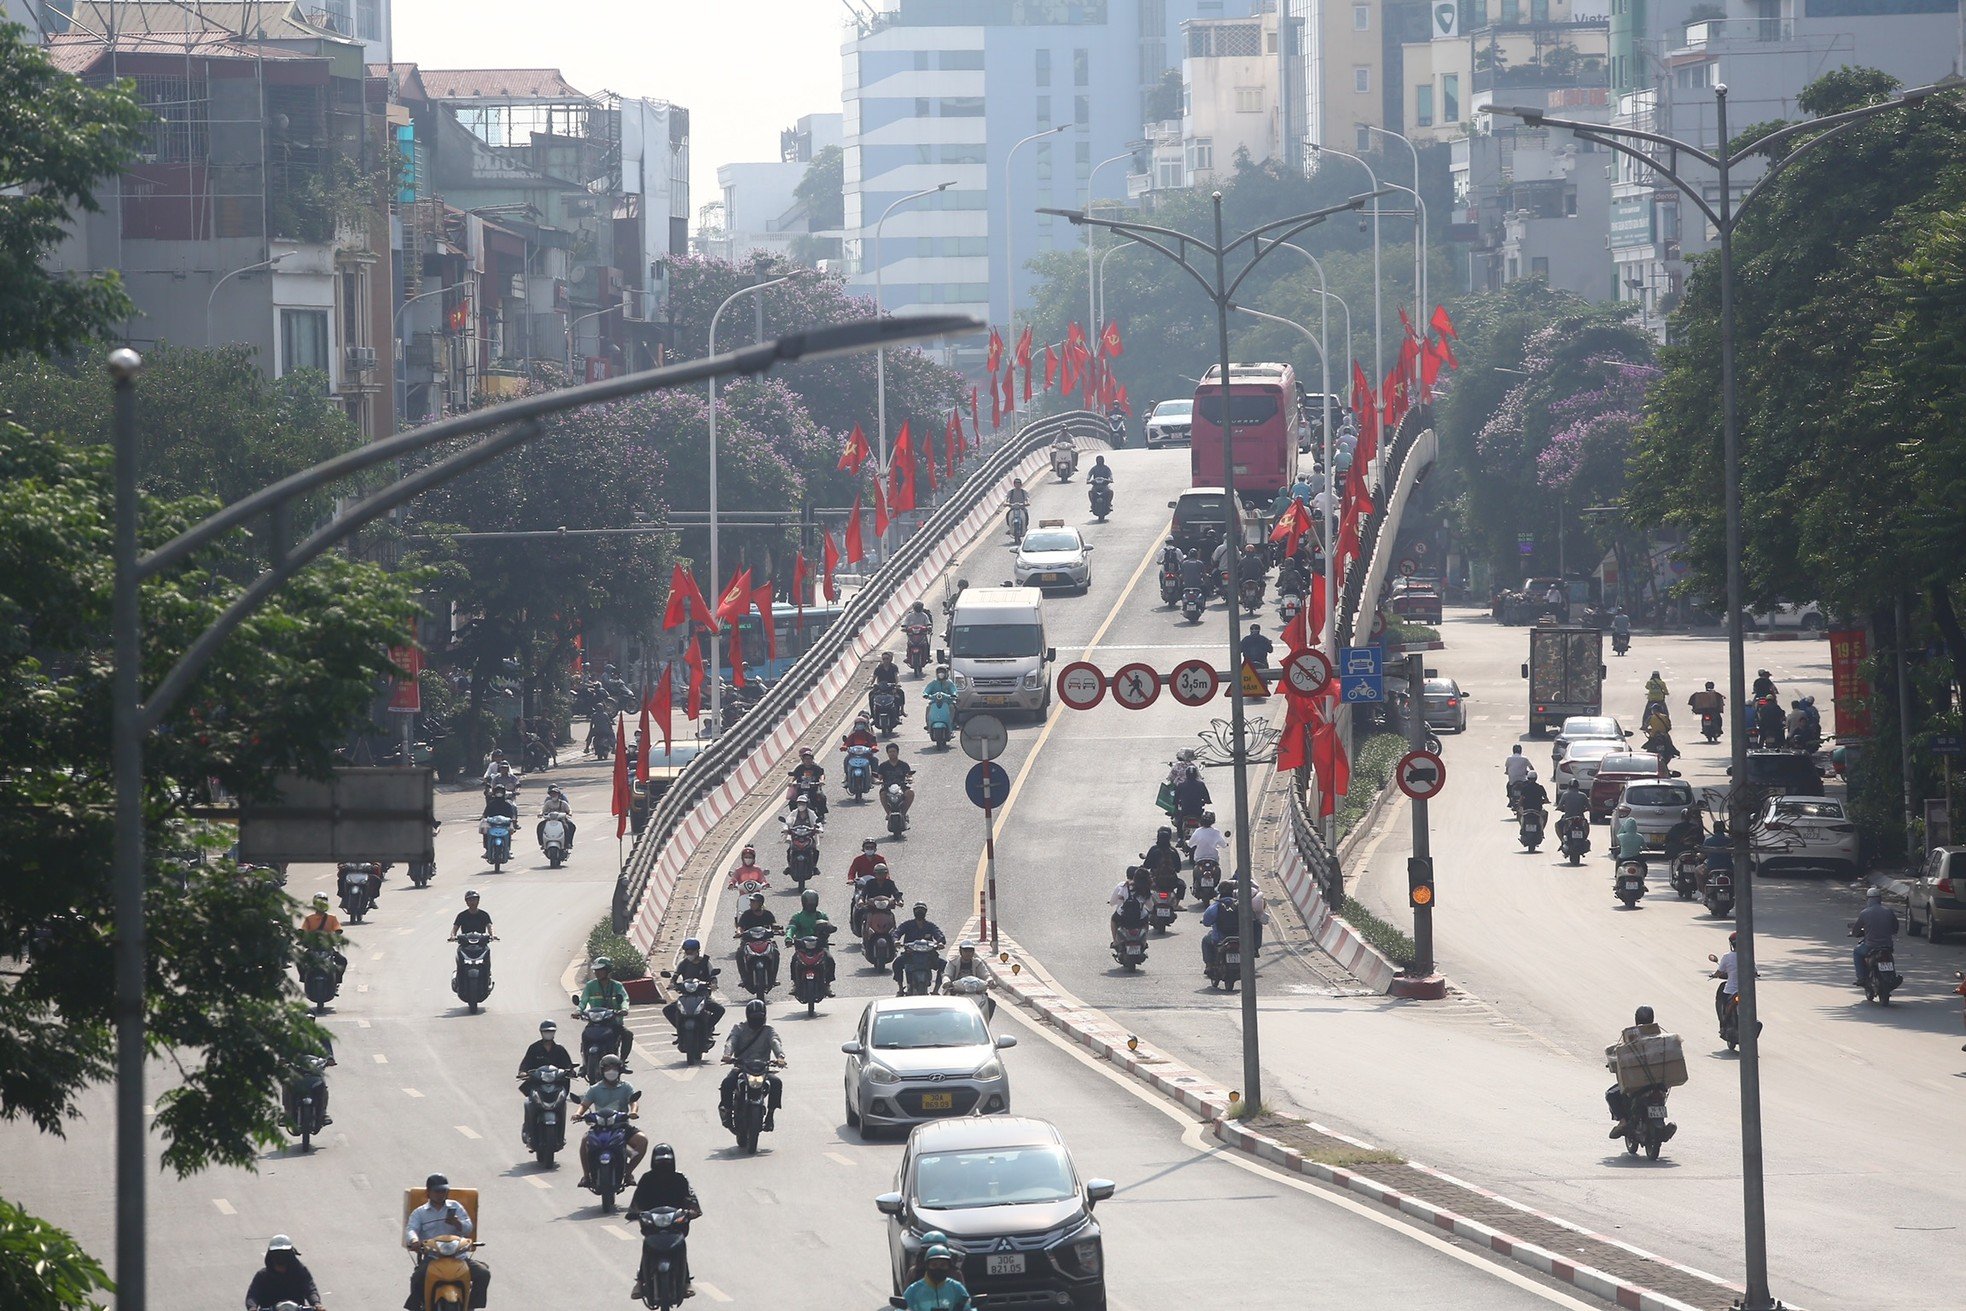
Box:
[901,1243,972,1310]
[719,999,786,1129]
[788,746,829,822]
[1605,1005,1665,1137]
[575,1053,647,1188]
[627,1142,703,1300]
[246,1234,323,1311]
[298,893,347,981]
[404,1174,489,1309]
[892,902,949,993]
[784,888,836,995]
[673,938,716,986]
[852,859,903,935]
[726,844,768,890]
[1141,826,1187,903]
[578,957,634,1068]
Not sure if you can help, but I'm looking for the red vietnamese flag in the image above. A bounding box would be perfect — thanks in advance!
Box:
[999,367,1016,422]
[821,531,841,600]
[752,581,777,659]
[889,421,917,512]
[1060,343,1082,397]
[715,568,754,626]
[872,477,892,535]
[1043,345,1058,392]
[1114,383,1132,417]
[611,712,630,836]
[969,386,980,434]
[946,410,963,479]
[1420,336,1447,398]
[922,427,939,492]
[1276,695,1308,771]
[1015,326,1034,400]
[843,496,865,564]
[990,373,1003,429]
[1100,319,1124,357]
[648,665,672,754]
[1333,507,1361,580]
[1430,304,1458,340]
[1269,497,1313,557]
[1312,703,1352,813]
[683,640,705,719]
[791,551,809,605]
[985,327,1004,375]
[837,422,872,474]
[661,564,718,631]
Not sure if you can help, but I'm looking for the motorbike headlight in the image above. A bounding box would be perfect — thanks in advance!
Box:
[865,1062,900,1085]
[972,1059,1004,1081]
[1022,671,1042,690]
[1072,1238,1102,1275]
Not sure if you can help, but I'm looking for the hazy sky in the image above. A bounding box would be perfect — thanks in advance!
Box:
[393,0,848,224]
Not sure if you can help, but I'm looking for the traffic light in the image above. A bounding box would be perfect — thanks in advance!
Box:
[1407,855,1435,909]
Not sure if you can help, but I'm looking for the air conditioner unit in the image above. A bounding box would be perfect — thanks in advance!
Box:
[344,345,379,373]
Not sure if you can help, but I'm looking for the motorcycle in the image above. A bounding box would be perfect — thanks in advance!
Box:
[519,1064,571,1166]
[412,1234,482,1310]
[581,1106,637,1212]
[1193,858,1222,905]
[338,863,377,923]
[1108,413,1127,445]
[783,816,821,886]
[726,1055,779,1154]
[539,813,572,869]
[905,625,932,676]
[1088,478,1113,521]
[590,714,616,761]
[1206,934,1242,991]
[1518,807,1547,853]
[661,973,721,1064]
[860,896,898,972]
[1614,860,1648,909]
[1112,921,1150,971]
[632,1206,693,1310]
[1277,593,1303,627]
[736,926,779,999]
[882,782,910,838]
[1239,575,1265,612]
[1180,587,1205,624]
[1852,932,1902,1005]
[1670,850,1703,900]
[897,939,944,996]
[1700,709,1722,743]
[301,946,340,1014]
[1051,445,1078,481]
[282,1054,330,1151]
[925,691,956,748]
[1612,631,1631,656]
[1150,888,1179,934]
[946,973,995,1022]
[869,686,902,738]
[1558,814,1592,866]
[1618,1085,1675,1161]
[1007,503,1029,541]
[843,744,876,799]
[482,814,514,872]
[790,925,837,1016]
[1159,566,1181,605]
[452,931,494,1012]
[1707,955,1742,1050]
[576,1004,630,1080]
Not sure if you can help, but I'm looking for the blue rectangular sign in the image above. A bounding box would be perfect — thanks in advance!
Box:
[1339,646,1384,703]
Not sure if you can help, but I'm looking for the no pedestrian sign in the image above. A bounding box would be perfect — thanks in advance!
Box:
[1110,662,1162,710]
[1395,749,1446,801]
[1057,661,1106,710]
[1169,658,1219,707]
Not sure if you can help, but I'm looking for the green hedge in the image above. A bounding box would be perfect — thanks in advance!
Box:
[1338,896,1417,969]
[585,917,649,980]
[1335,732,1409,841]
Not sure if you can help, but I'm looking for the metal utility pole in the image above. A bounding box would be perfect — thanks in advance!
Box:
[1404,652,1435,975]
[1043,187,1384,1115]
[1485,79,1947,1311]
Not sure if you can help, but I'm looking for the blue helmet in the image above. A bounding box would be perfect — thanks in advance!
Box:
[681,938,701,953]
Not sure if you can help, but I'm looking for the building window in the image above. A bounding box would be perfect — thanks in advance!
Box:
[1157,159,1184,188]
[1075,141,1091,165]
[1353,3,1371,29]
[1235,86,1264,113]
[1353,66,1371,94]
[1415,84,1434,127]
[1531,256,1550,279]
[1531,0,1550,20]
[1442,72,1460,122]
[1503,0,1521,21]
[1356,123,1373,152]
[1036,48,1051,87]
[281,308,331,379]
[1037,95,1052,127]
[1073,48,1089,87]
[1189,138,1214,173]
[1075,95,1089,126]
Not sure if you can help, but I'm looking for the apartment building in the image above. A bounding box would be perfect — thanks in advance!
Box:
[703,113,844,263]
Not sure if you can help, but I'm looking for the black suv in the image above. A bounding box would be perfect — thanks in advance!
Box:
[1736,749,1824,798]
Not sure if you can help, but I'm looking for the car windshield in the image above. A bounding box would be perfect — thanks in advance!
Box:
[1021,531,1080,553]
[951,622,1044,659]
[1624,784,1690,807]
[1568,741,1621,760]
[1152,400,1193,419]
[915,1145,1077,1210]
[1195,391,1284,427]
[1176,494,1228,520]
[872,1006,988,1050]
[1597,755,1661,776]
[1561,718,1620,739]
[1771,800,1844,820]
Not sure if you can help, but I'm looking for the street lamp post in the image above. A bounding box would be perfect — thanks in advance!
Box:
[568,302,625,375]
[1095,239,1138,336]
[1485,80,1947,1311]
[873,182,957,552]
[706,275,793,734]
[1003,124,1070,334]
[392,283,451,430]
[1271,243,1350,401]
[1085,150,1136,335]
[205,253,289,347]
[1365,126,1427,322]
[1308,143,1382,385]
[1043,188,1383,1116]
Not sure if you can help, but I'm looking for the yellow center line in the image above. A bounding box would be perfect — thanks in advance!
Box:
[971,520,1171,906]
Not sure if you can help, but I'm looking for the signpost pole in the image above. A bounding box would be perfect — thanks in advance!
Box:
[984,775,1000,954]
[1406,651,1435,976]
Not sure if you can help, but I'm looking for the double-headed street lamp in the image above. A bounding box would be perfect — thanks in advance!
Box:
[1042,188,1385,1115]
[1364,126,1427,324]
[1003,124,1071,335]
[1085,149,1138,334]
[1307,143,1383,385]
[1485,79,1949,1311]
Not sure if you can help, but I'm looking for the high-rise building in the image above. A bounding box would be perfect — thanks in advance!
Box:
[705,113,844,263]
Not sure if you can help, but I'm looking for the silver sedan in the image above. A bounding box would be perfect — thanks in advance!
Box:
[841,996,1016,1138]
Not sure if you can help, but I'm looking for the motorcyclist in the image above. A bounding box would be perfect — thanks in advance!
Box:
[575,1053,646,1189]
[1604,1005,1668,1139]
[1239,623,1274,672]
[1610,609,1631,640]
[944,940,991,989]
[902,599,935,639]
[1088,454,1113,489]
[734,893,781,987]
[1797,694,1822,738]
[725,844,769,890]
[298,894,348,983]
[1851,885,1899,986]
[516,1019,577,1138]
[577,956,634,1067]
[1752,668,1778,699]
[1503,744,1533,809]
[853,860,904,935]
[480,785,518,828]
[893,902,948,994]
[874,743,916,816]
[1237,543,1269,591]
[718,999,785,1130]
[1710,931,1740,1030]
[1189,811,1229,873]
[1006,478,1030,511]
[787,746,830,822]
[1141,826,1187,903]
[785,889,837,996]
[847,838,885,885]
[1643,671,1669,705]
[1177,550,1209,597]
[1159,538,1184,577]
[1611,815,1644,868]
[1754,695,1785,748]
[626,1143,702,1301]
[1515,772,1551,816]
[923,665,959,721]
[870,656,906,717]
[246,1234,324,1311]
[1109,873,1149,944]
[1173,766,1212,831]
[1786,700,1818,750]
[1688,681,1725,721]
[901,1244,973,1310]
[336,860,380,909]
[449,890,494,942]
[480,748,513,786]
[535,784,576,851]
[672,938,717,988]
[1702,819,1734,877]
[1201,887,1241,974]
[403,1174,489,1311]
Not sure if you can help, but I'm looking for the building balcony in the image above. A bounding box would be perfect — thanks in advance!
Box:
[1473,63,1609,93]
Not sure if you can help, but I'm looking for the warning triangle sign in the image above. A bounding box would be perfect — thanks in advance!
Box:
[1239,660,1270,699]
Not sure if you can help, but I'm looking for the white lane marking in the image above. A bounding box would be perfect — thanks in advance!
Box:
[143,1104,154,1116]
[694,1281,734,1303]
[212,1198,236,1215]
[396,927,414,935]
[402,1087,424,1098]
[372,1053,388,1064]
[356,1018,372,1028]
[607,1224,637,1242]
[660,1067,701,1083]
[824,1150,855,1167]
[525,1175,553,1190]
[358,984,371,993]
[455,1125,481,1140]
[370,951,384,961]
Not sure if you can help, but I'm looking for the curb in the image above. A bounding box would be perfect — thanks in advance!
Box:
[988,933,1736,1311]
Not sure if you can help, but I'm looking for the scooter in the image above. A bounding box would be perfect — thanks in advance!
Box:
[412,1234,482,1310]
[925,691,956,748]
[581,1107,636,1212]
[482,815,514,872]
[1112,921,1150,971]
[1150,888,1179,934]
[576,1003,630,1080]
[1205,934,1242,991]
[301,946,340,1014]
[338,863,377,922]
[519,1064,571,1166]
[1277,593,1303,627]
[1700,709,1722,743]
[1181,587,1205,624]
[1708,958,1740,1050]
[735,926,779,999]
[631,1206,694,1310]
[905,625,932,676]
[1192,858,1222,904]
[783,817,821,886]
[282,1054,330,1151]
[726,1056,780,1155]
[897,939,944,996]
[1051,445,1078,481]
[1612,631,1631,656]
[660,973,721,1064]
[790,925,836,1016]
[1558,813,1591,865]
[539,813,571,869]
[882,782,910,838]
[869,686,903,737]
[1518,807,1547,853]
[860,896,898,972]
[1702,863,1734,918]
[1239,575,1265,612]
[1007,503,1029,541]
[1670,849,1703,900]
[1159,567,1181,605]
[1614,860,1648,908]
[1618,1085,1675,1161]
[1852,930,1902,1005]
[842,744,875,799]
[451,931,495,1012]
[945,973,995,1022]
[1089,478,1113,521]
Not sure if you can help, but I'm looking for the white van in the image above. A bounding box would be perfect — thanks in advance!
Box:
[941,584,1056,721]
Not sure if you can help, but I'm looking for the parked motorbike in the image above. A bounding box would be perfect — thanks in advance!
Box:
[860,896,898,972]
[1150,888,1179,934]
[784,816,821,886]
[282,1054,330,1152]
[482,815,514,872]
[1702,864,1734,918]
[452,931,495,1012]
[1181,587,1205,624]
[1519,807,1547,853]
[726,1055,780,1154]
[1112,921,1150,971]
[1852,930,1902,1005]
[1205,935,1242,991]
[301,946,340,1014]
[843,744,876,799]
[631,1206,693,1309]
[1558,814,1592,865]
[1089,479,1113,521]
[869,686,902,737]
[790,925,837,1016]
[1670,850,1703,900]
[661,973,721,1064]
[576,1004,630,1080]
[897,939,944,996]
[519,1064,571,1166]
[735,925,780,999]
[1192,858,1223,905]
[882,782,910,838]
[1614,860,1648,909]
[905,625,932,676]
[338,863,377,923]
[1007,504,1029,541]
[582,1106,637,1212]
[539,813,572,869]
[925,691,956,748]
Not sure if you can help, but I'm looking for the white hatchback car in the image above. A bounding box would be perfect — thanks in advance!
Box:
[1751,796,1858,877]
[1013,524,1093,593]
[841,996,1016,1138]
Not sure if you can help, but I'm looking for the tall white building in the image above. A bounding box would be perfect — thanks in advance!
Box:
[708,113,844,262]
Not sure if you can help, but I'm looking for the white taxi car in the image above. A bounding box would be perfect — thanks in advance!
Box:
[1013,521,1093,594]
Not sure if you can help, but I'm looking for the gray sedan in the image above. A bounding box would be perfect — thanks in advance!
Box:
[1421,677,1469,733]
[841,996,1016,1138]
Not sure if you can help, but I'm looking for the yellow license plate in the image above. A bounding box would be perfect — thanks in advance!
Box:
[920,1092,953,1110]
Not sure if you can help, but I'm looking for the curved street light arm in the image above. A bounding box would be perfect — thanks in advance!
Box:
[1222,197,1375,303]
[1040,208,1220,302]
[1485,105,1723,172]
[1559,129,1724,230]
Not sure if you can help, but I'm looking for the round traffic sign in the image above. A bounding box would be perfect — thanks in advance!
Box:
[1169,658,1220,707]
[1282,649,1333,699]
[1395,749,1446,800]
[1370,609,1387,639]
[1412,540,1429,557]
[1057,661,1106,711]
[1110,662,1162,710]
[960,714,1008,762]
[1398,558,1417,577]
[965,760,1011,809]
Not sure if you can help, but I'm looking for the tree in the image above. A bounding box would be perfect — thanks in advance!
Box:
[789,144,844,266]
[0,21,147,359]
[0,423,421,1306]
